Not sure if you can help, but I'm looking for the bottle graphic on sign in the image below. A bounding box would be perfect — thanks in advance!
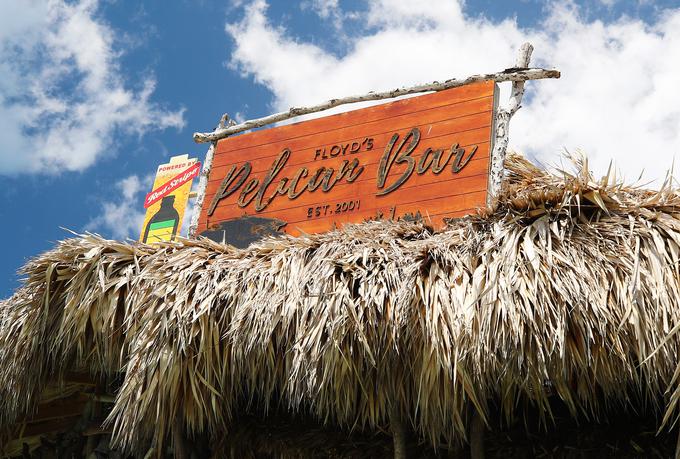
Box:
[142,196,180,243]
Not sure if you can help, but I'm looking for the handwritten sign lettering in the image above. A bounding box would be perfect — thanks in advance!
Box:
[197,81,498,240]
[145,162,201,209]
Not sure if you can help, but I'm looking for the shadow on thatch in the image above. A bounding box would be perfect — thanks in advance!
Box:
[3,153,680,457]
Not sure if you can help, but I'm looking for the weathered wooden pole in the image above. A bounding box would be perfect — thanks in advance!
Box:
[390,402,407,459]
[172,418,188,459]
[487,42,535,204]
[474,42,536,458]
[470,409,486,459]
[192,64,558,144]
[187,115,234,238]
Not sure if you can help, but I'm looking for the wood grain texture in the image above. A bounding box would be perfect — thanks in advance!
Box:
[198,81,497,237]
[205,141,490,201]
[208,128,490,184]
[204,145,490,219]
[212,90,494,159]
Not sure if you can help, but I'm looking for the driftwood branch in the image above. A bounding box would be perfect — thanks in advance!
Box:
[187,116,235,238]
[507,42,534,115]
[193,66,559,144]
[487,42,536,204]
[187,141,214,239]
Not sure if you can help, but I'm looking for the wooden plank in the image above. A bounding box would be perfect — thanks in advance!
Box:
[198,83,497,244]
[287,192,486,236]
[64,372,98,386]
[203,148,489,224]
[212,81,495,151]
[199,139,489,228]
[208,123,492,183]
[204,140,490,208]
[17,415,82,438]
[286,188,487,231]
[25,394,89,423]
[82,423,113,436]
[200,184,487,236]
[212,97,493,167]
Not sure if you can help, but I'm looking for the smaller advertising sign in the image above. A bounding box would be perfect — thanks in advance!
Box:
[140,154,199,244]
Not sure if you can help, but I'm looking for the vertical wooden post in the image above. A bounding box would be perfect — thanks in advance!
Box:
[470,409,485,459]
[487,42,535,205]
[187,141,215,239]
[188,114,235,239]
[390,403,407,459]
[172,417,188,459]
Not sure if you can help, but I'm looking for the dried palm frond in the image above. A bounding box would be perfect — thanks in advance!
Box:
[3,152,680,454]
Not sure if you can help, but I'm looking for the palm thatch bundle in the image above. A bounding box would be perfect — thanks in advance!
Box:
[3,152,680,457]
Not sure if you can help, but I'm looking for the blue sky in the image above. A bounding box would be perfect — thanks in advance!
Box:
[2,0,680,297]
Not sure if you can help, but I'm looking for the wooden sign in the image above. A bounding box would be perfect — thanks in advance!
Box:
[196,81,498,246]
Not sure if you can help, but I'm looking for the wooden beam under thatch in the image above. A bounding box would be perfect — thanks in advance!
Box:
[3,153,680,457]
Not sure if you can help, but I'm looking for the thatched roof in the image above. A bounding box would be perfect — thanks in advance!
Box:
[3,153,680,457]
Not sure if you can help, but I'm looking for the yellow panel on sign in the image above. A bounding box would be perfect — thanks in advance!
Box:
[140,154,198,243]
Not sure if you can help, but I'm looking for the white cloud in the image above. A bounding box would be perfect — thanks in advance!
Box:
[0,0,185,175]
[302,0,339,19]
[226,0,680,184]
[301,0,344,30]
[86,175,150,240]
[514,4,680,184]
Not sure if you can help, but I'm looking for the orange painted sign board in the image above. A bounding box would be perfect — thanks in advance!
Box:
[197,81,498,243]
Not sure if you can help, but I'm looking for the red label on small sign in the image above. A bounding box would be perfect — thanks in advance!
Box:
[144,162,201,208]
